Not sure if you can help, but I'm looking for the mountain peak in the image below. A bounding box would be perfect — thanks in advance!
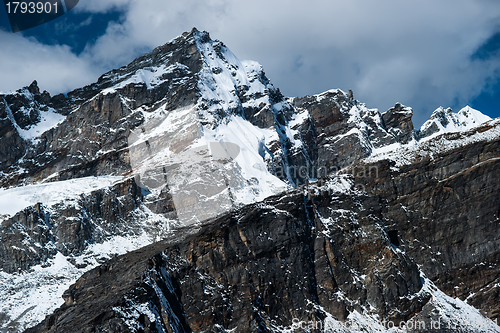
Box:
[419,105,492,139]
[27,80,40,95]
[182,26,201,37]
[381,102,416,144]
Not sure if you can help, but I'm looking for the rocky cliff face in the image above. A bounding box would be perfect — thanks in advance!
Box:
[0,28,499,332]
[355,120,500,323]
[25,168,500,332]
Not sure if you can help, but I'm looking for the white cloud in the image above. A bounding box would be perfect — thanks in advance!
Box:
[2,0,500,125]
[0,31,101,94]
[72,0,131,14]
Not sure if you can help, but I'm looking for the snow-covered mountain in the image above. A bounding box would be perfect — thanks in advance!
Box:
[0,28,499,332]
[419,105,492,139]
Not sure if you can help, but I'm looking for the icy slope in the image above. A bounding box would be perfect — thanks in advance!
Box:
[0,176,123,220]
[122,30,313,224]
[127,103,288,225]
[3,101,65,142]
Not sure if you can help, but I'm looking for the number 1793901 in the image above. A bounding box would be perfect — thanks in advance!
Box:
[5,2,58,14]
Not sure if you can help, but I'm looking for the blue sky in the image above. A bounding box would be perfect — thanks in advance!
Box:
[0,6,121,54]
[0,0,499,126]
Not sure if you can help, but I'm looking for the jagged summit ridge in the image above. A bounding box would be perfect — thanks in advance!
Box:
[1,28,495,189]
[95,28,288,128]
[419,105,492,139]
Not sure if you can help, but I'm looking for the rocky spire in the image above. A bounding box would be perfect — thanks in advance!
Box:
[381,102,417,144]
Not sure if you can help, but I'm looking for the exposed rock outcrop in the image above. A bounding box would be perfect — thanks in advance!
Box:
[381,103,416,144]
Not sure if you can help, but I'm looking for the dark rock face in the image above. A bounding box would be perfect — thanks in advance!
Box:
[291,90,371,179]
[289,93,420,185]
[240,65,279,129]
[0,36,203,187]
[382,103,416,144]
[0,29,206,187]
[349,124,500,322]
[360,108,397,148]
[27,185,432,333]
[0,99,25,169]
[293,90,352,139]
